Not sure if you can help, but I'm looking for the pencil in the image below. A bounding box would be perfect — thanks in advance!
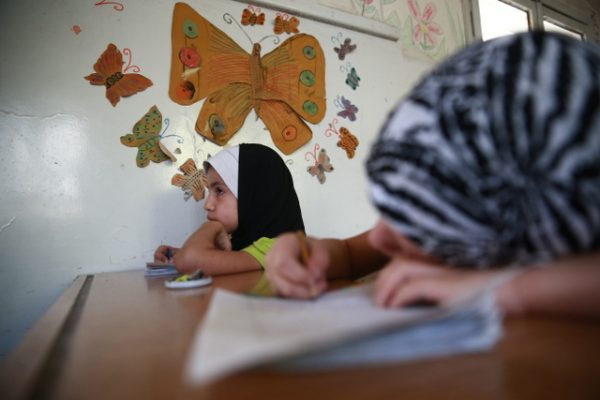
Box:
[296,231,317,297]
[297,230,310,266]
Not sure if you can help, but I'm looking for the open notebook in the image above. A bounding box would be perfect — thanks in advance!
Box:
[185,282,502,385]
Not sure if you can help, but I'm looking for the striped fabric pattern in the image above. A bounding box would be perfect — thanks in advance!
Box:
[367,32,600,267]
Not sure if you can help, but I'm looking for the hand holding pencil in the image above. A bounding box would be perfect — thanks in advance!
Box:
[265,231,329,299]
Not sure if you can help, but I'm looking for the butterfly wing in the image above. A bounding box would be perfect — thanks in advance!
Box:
[338,127,359,158]
[256,101,312,155]
[274,15,284,35]
[307,164,326,184]
[171,158,207,201]
[288,17,300,33]
[260,34,326,125]
[195,84,254,145]
[346,68,360,90]
[106,74,153,107]
[169,3,252,105]
[318,149,334,172]
[120,105,167,168]
[241,9,253,25]
[85,43,122,84]
[85,43,153,107]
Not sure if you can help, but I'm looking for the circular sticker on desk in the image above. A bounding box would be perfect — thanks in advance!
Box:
[165,271,212,289]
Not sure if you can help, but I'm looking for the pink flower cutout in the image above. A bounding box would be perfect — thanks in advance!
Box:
[407,0,442,49]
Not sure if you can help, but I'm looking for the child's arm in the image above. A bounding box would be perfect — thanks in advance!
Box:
[373,251,600,319]
[174,221,262,275]
[265,230,389,298]
[496,251,600,318]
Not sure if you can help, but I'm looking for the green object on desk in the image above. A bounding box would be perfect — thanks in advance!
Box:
[247,274,276,297]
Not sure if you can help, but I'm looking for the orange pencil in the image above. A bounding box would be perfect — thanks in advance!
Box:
[296,231,317,297]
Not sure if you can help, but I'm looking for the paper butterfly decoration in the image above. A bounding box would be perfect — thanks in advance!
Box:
[120,105,177,168]
[307,146,334,184]
[337,127,359,159]
[345,67,360,90]
[334,38,356,60]
[85,43,153,107]
[171,158,208,201]
[169,3,325,155]
[241,6,265,26]
[325,118,359,159]
[274,14,300,35]
[335,96,358,121]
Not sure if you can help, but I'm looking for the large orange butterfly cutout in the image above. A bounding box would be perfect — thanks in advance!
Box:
[85,43,153,107]
[169,3,326,155]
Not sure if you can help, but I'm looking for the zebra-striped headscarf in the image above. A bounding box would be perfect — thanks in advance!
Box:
[367,32,600,267]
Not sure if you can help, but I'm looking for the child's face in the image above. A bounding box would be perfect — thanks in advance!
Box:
[204,167,239,233]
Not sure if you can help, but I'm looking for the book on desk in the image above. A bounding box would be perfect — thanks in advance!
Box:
[184,281,502,385]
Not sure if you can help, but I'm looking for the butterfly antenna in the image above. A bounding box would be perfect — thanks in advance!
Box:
[258,34,281,46]
[223,13,253,46]
[158,119,185,143]
[331,32,342,45]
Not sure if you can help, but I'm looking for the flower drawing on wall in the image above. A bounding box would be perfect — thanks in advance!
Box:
[407,0,442,50]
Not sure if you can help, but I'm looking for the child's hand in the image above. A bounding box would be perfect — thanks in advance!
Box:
[265,232,328,299]
[154,245,177,263]
[198,221,232,251]
[214,226,231,251]
[374,258,496,308]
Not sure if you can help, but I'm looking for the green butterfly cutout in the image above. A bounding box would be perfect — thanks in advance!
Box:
[345,67,360,90]
[120,105,176,168]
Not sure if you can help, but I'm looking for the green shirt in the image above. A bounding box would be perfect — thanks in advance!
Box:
[241,237,274,269]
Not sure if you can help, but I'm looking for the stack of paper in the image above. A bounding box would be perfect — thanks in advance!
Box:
[185,282,502,385]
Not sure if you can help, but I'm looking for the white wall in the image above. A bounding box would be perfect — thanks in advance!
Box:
[0,0,434,358]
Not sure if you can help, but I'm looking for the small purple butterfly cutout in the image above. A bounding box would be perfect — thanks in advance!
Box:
[335,96,358,121]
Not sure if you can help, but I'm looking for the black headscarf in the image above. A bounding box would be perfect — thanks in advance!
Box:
[232,143,305,250]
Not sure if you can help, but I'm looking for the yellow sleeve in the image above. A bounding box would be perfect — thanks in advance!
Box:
[241,237,274,269]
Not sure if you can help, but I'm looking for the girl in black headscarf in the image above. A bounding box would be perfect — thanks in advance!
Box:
[154,143,304,275]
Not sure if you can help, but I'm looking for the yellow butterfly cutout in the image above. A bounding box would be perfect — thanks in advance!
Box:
[168,2,326,155]
[120,105,176,168]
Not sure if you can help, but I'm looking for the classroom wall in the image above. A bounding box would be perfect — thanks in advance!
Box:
[0,0,441,358]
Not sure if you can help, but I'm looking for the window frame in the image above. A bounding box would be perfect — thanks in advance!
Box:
[465,0,594,42]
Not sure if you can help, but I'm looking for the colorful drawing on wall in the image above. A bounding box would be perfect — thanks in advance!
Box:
[273,13,300,35]
[120,105,178,168]
[325,118,359,159]
[341,63,360,90]
[334,95,358,121]
[407,0,442,50]
[322,0,463,61]
[94,0,125,12]
[241,5,265,26]
[169,3,326,155]
[331,33,356,60]
[85,43,153,107]
[171,158,208,201]
[306,144,334,184]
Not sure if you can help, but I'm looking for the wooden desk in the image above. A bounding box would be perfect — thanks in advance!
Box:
[1,270,599,399]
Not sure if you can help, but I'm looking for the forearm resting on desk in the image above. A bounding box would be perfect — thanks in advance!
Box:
[497,251,600,319]
[174,221,261,275]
